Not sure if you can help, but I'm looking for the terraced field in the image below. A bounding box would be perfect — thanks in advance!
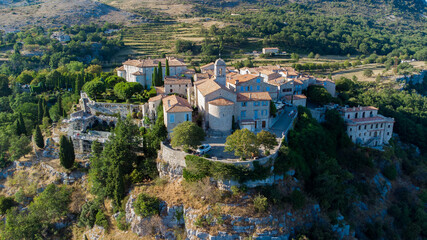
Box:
[118,22,203,60]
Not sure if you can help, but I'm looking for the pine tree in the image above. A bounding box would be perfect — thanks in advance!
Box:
[59,135,74,169]
[34,125,44,148]
[165,58,170,76]
[157,62,163,85]
[37,98,43,124]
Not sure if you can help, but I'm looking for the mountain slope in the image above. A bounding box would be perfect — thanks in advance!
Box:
[0,0,143,31]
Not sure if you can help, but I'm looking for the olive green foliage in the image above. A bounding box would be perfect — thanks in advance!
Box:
[0,195,15,214]
[88,117,156,207]
[113,82,143,100]
[183,155,270,183]
[33,125,44,148]
[134,193,160,218]
[253,194,268,213]
[0,74,11,97]
[59,135,75,169]
[256,130,278,154]
[171,121,206,150]
[225,129,260,159]
[306,85,334,105]
[1,184,71,239]
[363,69,374,77]
[116,211,130,231]
[105,75,126,89]
[95,210,109,230]
[9,135,31,161]
[83,79,106,99]
[78,199,101,228]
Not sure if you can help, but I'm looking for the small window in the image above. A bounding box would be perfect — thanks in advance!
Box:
[186,114,190,121]
[257,86,260,91]
[241,111,246,118]
[254,101,260,106]
[170,85,172,87]
[241,102,247,107]
[245,86,249,91]
[250,86,253,91]
[348,114,350,119]
[371,125,373,129]
[170,114,175,123]
[358,126,361,130]
[364,125,367,129]
[262,101,268,106]
[387,132,389,136]
[376,124,378,128]
[350,128,352,132]
[266,87,270,91]
[170,89,173,93]
[256,78,261,83]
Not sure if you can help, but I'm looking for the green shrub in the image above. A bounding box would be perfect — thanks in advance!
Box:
[0,195,15,214]
[116,211,129,231]
[253,194,268,213]
[289,190,306,210]
[183,155,271,183]
[78,200,101,227]
[383,164,397,180]
[134,193,160,218]
[95,210,109,230]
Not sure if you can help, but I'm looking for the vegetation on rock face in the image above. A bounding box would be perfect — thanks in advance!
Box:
[1,184,71,239]
[256,130,278,155]
[134,193,160,218]
[171,121,206,150]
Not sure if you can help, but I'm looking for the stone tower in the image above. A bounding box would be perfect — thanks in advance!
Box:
[214,58,226,86]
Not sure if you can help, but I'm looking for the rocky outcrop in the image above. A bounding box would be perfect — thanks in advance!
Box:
[125,191,354,240]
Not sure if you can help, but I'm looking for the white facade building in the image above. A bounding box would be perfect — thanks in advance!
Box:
[341,106,394,147]
[117,57,187,89]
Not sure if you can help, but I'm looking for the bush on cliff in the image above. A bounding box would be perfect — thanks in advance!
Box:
[134,193,160,218]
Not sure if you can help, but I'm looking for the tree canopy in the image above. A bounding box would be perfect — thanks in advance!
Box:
[171,121,206,150]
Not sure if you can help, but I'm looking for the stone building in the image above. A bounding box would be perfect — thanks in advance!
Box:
[164,76,192,96]
[190,59,271,134]
[162,95,193,133]
[117,57,187,88]
[341,106,394,147]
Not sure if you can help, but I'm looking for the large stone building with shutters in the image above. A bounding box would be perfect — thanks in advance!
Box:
[189,59,272,134]
[341,106,394,147]
[116,57,187,88]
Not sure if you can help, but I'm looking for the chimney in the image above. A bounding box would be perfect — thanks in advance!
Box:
[249,93,252,99]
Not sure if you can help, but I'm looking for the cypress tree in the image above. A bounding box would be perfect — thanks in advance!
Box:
[43,99,51,122]
[165,58,170,76]
[34,125,44,148]
[75,73,83,95]
[18,113,26,135]
[37,98,43,124]
[152,67,159,87]
[57,93,63,117]
[157,62,163,85]
[69,137,75,163]
[59,135,74,169]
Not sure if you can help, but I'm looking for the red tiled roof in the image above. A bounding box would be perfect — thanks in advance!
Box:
[237,92,272,102]
[341,106,378,113]
[208,97,234,106]
[162,95,192,113]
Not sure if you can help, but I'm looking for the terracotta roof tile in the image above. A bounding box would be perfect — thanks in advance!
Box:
[226,74,258,85]
[196,80,225,96]
[237,92,272,102]
[164,76,192,85]
[284,94,307,100]
[123,57,186,68]
[148,95,164,102]
[116,66,125,71]
[162,95,192,113]
[208,97,234,106]
[341,106,378,113]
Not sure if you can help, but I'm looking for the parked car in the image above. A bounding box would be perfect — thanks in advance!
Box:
[196,144,211,155]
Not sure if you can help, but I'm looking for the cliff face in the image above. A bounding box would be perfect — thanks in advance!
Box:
[125,192,354,239]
